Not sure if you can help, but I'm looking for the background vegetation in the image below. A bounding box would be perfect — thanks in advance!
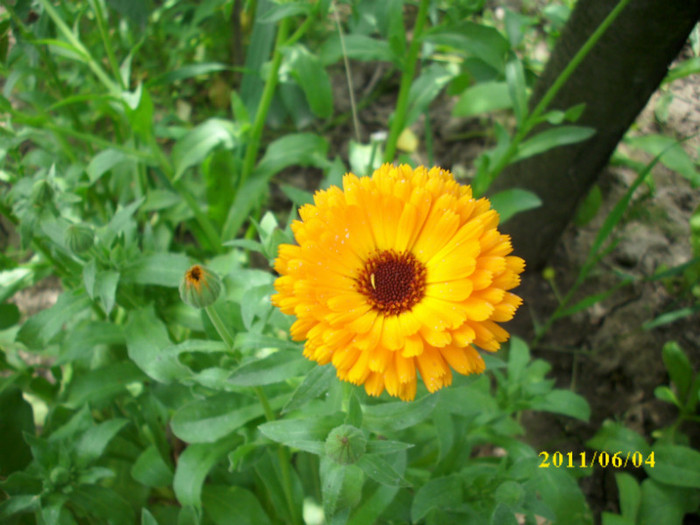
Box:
[0,0,698,524]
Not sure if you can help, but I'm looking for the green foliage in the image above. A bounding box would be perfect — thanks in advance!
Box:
[593,342,700,525]
[1,0,697,524]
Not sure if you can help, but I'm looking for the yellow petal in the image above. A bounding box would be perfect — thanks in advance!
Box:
[369,345,392,372]
[463,297,494,322]
[364,372,384,397]
[419,325,451,347]
[440,345,473,375]
[402,335,424,357]
[384,363,400,397]
[395,352,416,383]
[347,349,372,384]
[381,315,405,351]
[416,347,452,393]
[425,280,473,302]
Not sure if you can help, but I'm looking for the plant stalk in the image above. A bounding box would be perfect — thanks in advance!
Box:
[383,0,431,163]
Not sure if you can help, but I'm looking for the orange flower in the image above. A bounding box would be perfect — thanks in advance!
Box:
[272,164,524,400]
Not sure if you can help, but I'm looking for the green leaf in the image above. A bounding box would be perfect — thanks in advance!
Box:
[643,306,700,330]
[126,307,183,383]
[514,126,596,161]
[661,342,693,402]
[234,333,302,352]
[283,364,337,413]
[524,468,592,525]
[438,378,499,419]
[142,189,182,212]
[654,386,679,406]
[615,472,641,523]
[228,352,313,387]
[141,508,160,525]
[0,386,34,476]
[0,494,41,520]
[131,445,173,488]
[320,34,394,64]
[664,56,700,84]
[574,184,602,226]
[638,479,690,525]
[587,421,650,456]
[253,450,304,525]
[58,321,125,365]
[254,133,329,179]
[258,413,344,454]
[362,394,438,434]
[66,362,144,409]
[76,419,129,467]
[69,485,134,525]
[171,392,285,443]
[505,53,527,126]
[530,389,590,421]
[221,133,329,239]
[173,434,241,508]
[425,23,510,71]
[626,134,700,186]
[601,514,632,525]
[412,475,462,522]
[87,149,130,184]
[356,453,410,487]
[347,478,401,525]
[172,119,240,181]
[320,459,364,518]
[147,63,231,87]
[452,81,512,117]
[202,485,271,525]
[257,2,310,23]
[489,189,541,223]
[125,84,154,140]
[405,64,454,126]
[121,252,191,288]
[94,270,119,315]
[646,445,700,488]
[506,336,530,383]
[17,290,91,350]
[285,44,333,119]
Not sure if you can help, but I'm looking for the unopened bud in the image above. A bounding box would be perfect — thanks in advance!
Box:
[179,265,222,309]
[324,424,367,465]
[65,224,94,254]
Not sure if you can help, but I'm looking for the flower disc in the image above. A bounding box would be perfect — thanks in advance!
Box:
[272,164,524,400]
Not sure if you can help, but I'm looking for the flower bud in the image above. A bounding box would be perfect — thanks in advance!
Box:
[324,424,367,465]
[65,223,94,254]
[179,265,222,309]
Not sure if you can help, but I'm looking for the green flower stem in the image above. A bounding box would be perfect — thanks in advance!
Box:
[37,0,118,94]
[285,13,314,47]
[255,386,299,525]
[88,0,125,90]
[383,0,431,163]
[204,304,236,350]
[204,304,298,524]
[480,0,633,193]
[237,17,291,192]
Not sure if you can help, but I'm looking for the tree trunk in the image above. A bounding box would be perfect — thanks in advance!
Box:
[488,0,700,270]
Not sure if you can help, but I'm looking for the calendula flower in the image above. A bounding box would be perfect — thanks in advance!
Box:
[272,164,524,401]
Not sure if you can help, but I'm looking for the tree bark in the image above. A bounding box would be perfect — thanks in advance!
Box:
[488,0,700,270]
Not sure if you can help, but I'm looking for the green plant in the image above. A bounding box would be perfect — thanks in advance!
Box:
[590,341,700,525]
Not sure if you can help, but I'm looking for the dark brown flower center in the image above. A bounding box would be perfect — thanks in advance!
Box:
[356,250,426,316]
